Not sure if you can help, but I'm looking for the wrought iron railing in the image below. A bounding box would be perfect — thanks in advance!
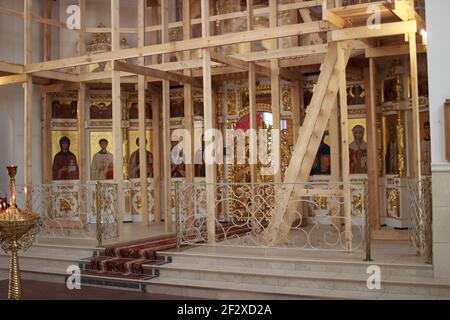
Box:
[176,182,368,253]
[11,182,119,246]
[407,177,432,264]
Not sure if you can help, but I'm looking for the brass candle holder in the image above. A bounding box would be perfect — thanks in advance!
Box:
[0,166,41,300]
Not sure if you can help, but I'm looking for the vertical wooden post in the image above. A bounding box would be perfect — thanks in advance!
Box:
[365,59,381,229]
[248,0,257,184]
[42,93,52,184]
[337,41,352,251]
[330,102,341,229]
[24,0,32,209]
[270,0,281,183]
[183,0,194,187]
[291,80,301,145]
[161,0,172,232]
[138,0,149,226]
[43,0,52,62]
[409,32,422,179]
[150,4,161,223]
[77,0,87,222]
[201,0,216,244]
[111,0,124,232]
[183,0,195,227]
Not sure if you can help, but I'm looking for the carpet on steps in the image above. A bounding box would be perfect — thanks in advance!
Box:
[87,221,261,277]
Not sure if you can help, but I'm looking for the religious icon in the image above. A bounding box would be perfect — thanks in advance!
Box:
[129,138,153,179]
[51,99,78,119]
[91,138,114,180]
[90,101,112,119]
[311,131,331,175]
[421,120,432,176]
[170,99,184,118]
[349,125,368,174]
[128,102,152,120]
[385,123,399,174]
[52,136,79,180]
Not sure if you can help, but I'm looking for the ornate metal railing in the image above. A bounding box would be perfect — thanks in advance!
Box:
[176,182,367,252]
[11,182,119,246]
[407,177,433,264]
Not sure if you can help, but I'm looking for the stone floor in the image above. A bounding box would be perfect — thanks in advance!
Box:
[0,279,201,300]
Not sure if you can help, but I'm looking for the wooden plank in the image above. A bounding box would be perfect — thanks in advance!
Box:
[270,0,282,184]
[322,0,345,28]
[24,0,32,209]
[329,102,341,229]
[0,6,73,29]
[42,92,52,184]
[111,0,124,232]
[409,32,421,178]
[337,41,351,251]
[0,60,24,74]
[161,0,172,233]
[183,0,194,191]
[365,44,426,58]
[264,42,353,245]
[113,61,203,88]
[365,59,381,229]
[24,21,328,73]
[43,0,52,61]
[202,0,216,245]
[138,0,149,227]
[150,3,161,223]
[291,79,301,146]
[0,74,27,86]
[33,70,79,82]
[40,82,80,93]
[331,20,417,41]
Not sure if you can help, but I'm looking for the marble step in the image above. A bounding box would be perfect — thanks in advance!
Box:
[27,243,101,258]
[146,262,450,297]
[0,265,67,284]
[156,250,434,278]
[145,277,448,300]
[0,252,86,272]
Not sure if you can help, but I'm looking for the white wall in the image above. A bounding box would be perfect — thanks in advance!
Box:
[426,0,450,279]
[0,0,43,191]
[426,0,450,168]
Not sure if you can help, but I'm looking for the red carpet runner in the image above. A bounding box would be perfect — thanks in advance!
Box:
[87,222,261,278]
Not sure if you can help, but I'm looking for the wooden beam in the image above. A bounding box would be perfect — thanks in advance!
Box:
[43,0,52,61]
[202,0,216,245]
[337,41,351,251]
[365,44,426,58]
[111,0,124,231]
[113,61,203,88]
[248,0,257,185]
[183,0,195,197]
[270,0,282,184]
[322,0,345,28]
[365,59,381,229]
[40,82,80,93]
[150,2,161,223]
[138,0,149,227]
[331,20,417,41]
[42,92,52,184]
[409,32,421,179]
[25,21,328,73]
[0,6,74,30]
[33,70,79,82]
[0,74,27,86]
[0,60,24,74]
[161,0,172,233]
[24,0,32,209]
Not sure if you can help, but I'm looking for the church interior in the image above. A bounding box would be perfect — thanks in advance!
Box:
[0,0,450,300]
